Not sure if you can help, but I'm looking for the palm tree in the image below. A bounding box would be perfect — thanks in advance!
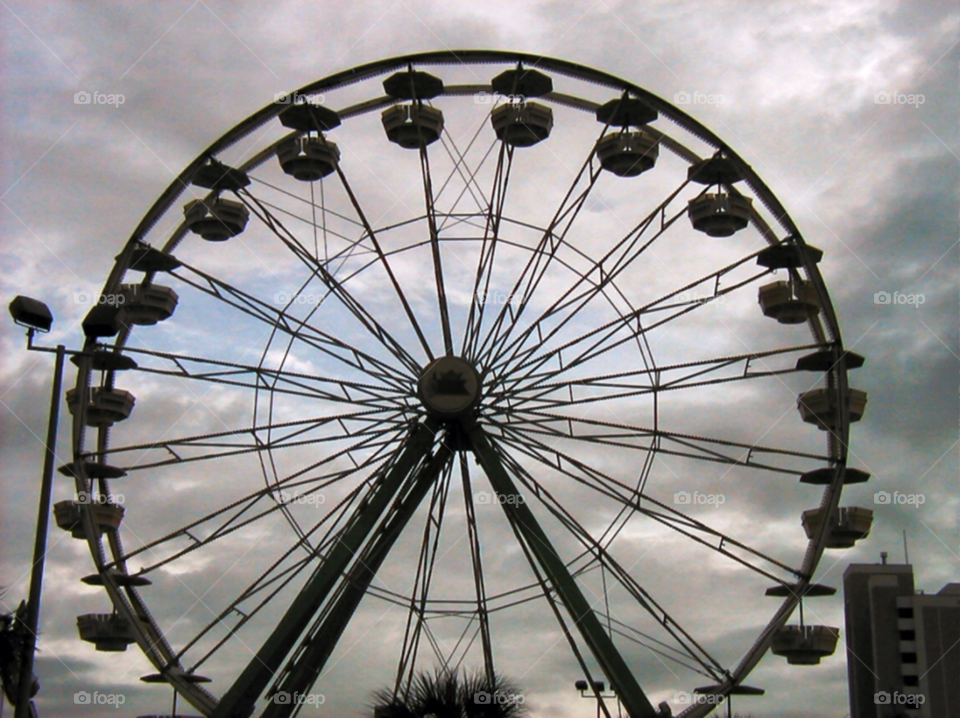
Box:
[372,668,528,718]
[0,596,39,709]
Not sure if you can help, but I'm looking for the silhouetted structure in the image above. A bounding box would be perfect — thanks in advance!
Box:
[843,561,959,717]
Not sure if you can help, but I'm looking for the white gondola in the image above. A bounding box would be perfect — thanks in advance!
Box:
[382,104,444,148]
[771,625,840,665]
[688,191,752,236]
[120,284,178,326]
[797,387,867,429]
[277,136,340,181]
[77,614,137,652]
[66,387,136,427]
[183,198,249,241]
[491,102,553,147]
[595,131,658,177]
[758,280,820,324]
[802,506,873,548]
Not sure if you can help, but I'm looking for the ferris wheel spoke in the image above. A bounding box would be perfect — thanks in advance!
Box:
[493,366,796,414]
[169,264,413,390]
[458,453,495,682]
[467,423,662,718]
[489,442,727,679]
[181,437,413,669]
[331,162,437,363]
[90,408,405,473]
[417,122,455,355]
[498,410,829,472]
[435,127,497,229]
[495,258,772,392]
[492,425,801,582]
[482,176,694,377]
[97,344,410,409]
[474,154,604,369]
[238,189,425,374]
[112,426,406,572]
[463,140,514,362]
[491,343,821,405]
[395,459,455,694]
[593,611,717,679]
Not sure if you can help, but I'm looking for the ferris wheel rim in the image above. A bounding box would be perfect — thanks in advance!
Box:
[65,50,860,718]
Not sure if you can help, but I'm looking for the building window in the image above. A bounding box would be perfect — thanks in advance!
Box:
[901,652,918,663]
[899,629,916,640]
[897,607,914,618]
[904,675,919,686]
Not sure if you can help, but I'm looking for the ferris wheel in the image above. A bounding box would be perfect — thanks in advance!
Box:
[54,51,871,718]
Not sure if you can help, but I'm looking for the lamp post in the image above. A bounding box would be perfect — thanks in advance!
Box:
[575,679,620,718]
[9,297,65,718]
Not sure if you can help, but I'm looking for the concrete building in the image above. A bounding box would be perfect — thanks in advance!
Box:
[843,560,959,717]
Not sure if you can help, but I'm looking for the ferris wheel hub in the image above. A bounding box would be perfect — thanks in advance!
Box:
[417,356,481,420]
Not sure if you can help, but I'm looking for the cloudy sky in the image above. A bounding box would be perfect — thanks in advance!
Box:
[1,2,957,718]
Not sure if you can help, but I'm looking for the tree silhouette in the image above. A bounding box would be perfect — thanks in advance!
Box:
[372,668,528,718]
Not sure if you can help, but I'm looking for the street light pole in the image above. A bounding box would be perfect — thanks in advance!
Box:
[15,340,66,718]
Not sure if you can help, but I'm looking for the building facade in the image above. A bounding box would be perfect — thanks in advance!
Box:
[843,561,959,717]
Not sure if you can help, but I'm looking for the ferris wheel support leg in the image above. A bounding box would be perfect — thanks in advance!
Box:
[211,418,440,718]
[261,438,456,718]
[468,424,660,718]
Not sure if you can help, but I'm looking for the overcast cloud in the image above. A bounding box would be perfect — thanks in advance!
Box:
[1,2,957,718]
